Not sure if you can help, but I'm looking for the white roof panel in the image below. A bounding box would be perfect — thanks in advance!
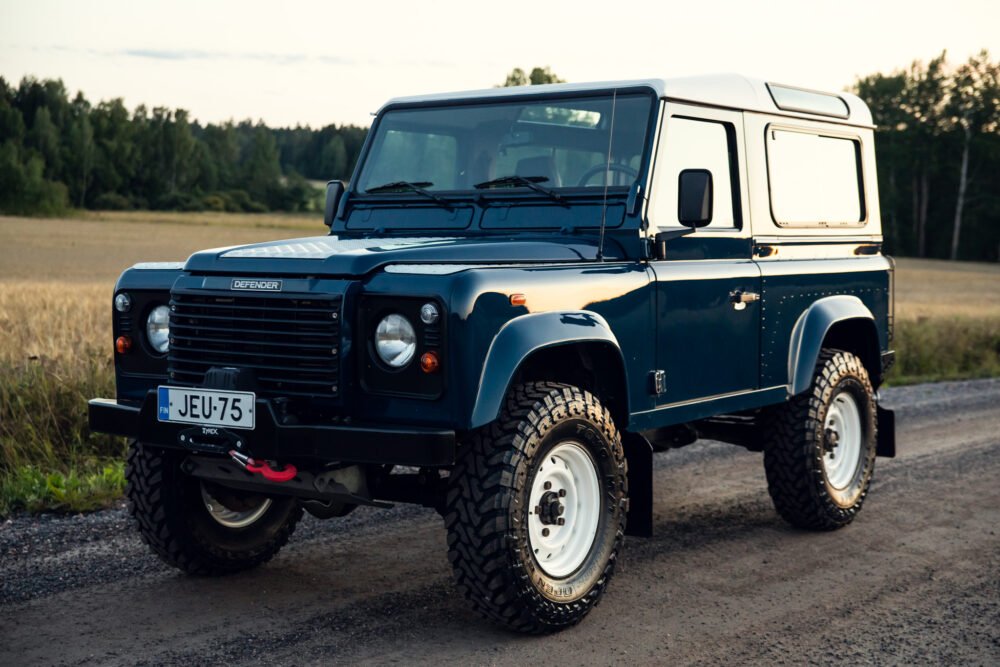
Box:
[381,73,872,126]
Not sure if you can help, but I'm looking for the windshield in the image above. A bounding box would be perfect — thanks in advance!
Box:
[356,92,655,194]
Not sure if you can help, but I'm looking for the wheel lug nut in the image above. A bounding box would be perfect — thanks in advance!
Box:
[557,518,565,526]
[533,505,542,514]
[558,489,566,497]
[542,528,550,537]
[543,481,552,490]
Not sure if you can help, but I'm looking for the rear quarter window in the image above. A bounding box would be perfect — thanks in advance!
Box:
[766,127,865,227]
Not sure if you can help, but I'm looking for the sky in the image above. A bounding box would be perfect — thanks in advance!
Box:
[2,0,998,128]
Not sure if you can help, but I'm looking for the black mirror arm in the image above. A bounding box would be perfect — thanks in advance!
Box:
[651,227,697,260]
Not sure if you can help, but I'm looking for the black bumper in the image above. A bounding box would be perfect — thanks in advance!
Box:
[89,393,456,467]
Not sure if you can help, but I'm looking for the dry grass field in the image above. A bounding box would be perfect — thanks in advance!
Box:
[893,257,1000,320]
[0,212,324,513]
[1,212,998,514]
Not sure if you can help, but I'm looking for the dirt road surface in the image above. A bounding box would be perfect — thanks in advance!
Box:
[2,379,998,666]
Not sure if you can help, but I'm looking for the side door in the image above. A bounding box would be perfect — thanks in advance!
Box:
[646,103,761,406]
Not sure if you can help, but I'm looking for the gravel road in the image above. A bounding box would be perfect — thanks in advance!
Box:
[2,379,998,666]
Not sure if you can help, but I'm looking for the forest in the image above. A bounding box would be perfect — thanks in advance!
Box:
[0,57,997,261]
[857,50,999,261]
[0,77,367,215]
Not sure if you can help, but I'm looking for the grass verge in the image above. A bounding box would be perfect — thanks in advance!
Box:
[0,355,127,516]
[886,317,1000,385]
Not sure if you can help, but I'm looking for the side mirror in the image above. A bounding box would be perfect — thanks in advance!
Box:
[323,180,346,227]
[677,169,713,228]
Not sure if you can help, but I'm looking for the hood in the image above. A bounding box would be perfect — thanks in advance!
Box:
[183,234,618,276]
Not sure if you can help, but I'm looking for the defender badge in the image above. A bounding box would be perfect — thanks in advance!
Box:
[231,278,283,291]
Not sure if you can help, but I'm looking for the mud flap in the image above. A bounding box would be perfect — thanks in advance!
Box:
[876,404,896,458]
[622,432,653,537]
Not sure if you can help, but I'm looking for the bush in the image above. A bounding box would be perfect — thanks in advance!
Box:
[201,194,226,211]
[92,192,132,210]
[154,191,204,212]
[221,189,268,213]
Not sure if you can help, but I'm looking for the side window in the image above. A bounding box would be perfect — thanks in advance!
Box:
[766,128,864,227]
[653,116,738,229]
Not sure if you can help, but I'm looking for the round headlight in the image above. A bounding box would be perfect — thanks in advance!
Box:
[146,305,170,354]
[374,313,416,368]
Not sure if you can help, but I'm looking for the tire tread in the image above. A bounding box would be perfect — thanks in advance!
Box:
[443,382,626,633]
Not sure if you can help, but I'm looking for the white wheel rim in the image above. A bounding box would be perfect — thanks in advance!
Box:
[823,392,863,490]
[527,441,601,578]
[200,483,272,529]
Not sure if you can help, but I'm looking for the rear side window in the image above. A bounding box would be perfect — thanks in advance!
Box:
[766,128,865,227]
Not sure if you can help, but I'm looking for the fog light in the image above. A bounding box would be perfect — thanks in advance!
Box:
[115,335,132,354]
[420,350,440,373]
[114,293,132,313]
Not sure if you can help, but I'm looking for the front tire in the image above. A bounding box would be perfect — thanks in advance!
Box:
[444,382,628,633]
[126,441,302,575]
[763,349,877,530]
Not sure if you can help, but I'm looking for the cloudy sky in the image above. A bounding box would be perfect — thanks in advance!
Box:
[2,0,998,128]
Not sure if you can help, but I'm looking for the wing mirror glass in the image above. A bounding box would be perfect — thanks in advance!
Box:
[323,180,346,227]
[677,169,713,228]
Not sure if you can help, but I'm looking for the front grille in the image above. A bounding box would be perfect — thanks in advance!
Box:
[168,290,342,399]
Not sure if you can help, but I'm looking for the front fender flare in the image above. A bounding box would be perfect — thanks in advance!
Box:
[788,295,877,396]
[469,311,626,429]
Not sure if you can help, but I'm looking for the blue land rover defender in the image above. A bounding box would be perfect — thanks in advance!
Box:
[90,75,896,633]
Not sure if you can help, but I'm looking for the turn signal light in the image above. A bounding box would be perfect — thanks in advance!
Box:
[115,335,132,354]
[510,293,527,306]
[420,350,440,373]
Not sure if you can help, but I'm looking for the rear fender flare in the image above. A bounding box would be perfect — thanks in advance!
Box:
[787,295,877,396]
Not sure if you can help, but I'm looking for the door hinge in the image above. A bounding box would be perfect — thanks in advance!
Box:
[649,370,666,396]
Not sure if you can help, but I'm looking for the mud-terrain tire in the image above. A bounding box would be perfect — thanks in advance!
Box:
[444,382,628,633]
[126,441,302,575]
[764,349,877,530]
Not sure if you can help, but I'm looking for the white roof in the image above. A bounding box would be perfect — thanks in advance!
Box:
[382,74,873,127]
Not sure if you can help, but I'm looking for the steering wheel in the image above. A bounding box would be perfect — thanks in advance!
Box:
[576,163,639,187]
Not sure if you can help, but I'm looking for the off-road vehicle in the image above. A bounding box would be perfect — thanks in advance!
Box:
[90,74,896,633]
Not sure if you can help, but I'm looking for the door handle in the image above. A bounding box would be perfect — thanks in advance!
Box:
[729,290,760,311]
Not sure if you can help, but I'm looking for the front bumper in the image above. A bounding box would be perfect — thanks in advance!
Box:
[89,392,456,467]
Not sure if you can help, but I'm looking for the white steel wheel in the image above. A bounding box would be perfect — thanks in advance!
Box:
[527,441,601,578]
[200,483,272,529]
[822,392,863,490]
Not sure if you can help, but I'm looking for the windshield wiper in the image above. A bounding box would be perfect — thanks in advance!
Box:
[364,181,453,209]
[474,175,565,204]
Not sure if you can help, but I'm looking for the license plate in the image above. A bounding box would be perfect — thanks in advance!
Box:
[157,386,255,429]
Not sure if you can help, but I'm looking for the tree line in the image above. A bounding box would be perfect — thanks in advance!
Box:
[1,59,997,261]
[0,67,559,218]
[0,77,367,215]
[855,50,999,262]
